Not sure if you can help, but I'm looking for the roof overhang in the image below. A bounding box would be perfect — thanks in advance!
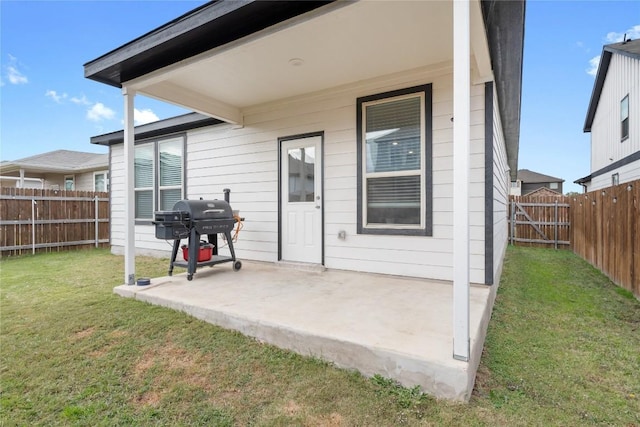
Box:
[85,0,524,175]
[91,112,221,146]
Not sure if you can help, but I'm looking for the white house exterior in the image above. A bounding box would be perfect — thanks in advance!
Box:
[577,38,640,191]
[86,0,524,366]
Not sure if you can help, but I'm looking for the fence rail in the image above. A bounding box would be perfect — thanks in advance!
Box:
[508,194,571,249]
[0,188,109,256]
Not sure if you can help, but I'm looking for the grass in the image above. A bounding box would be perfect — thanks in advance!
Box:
[1,246,639,426]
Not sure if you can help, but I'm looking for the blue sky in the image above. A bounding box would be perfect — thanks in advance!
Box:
[1,1,639,193]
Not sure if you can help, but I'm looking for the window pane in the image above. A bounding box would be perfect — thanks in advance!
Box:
[288,147,315,202]
[159,139,182,186]
[367,175,420,225]
[135,190,153,219]
[160,188,182,211]
[621,96,629,120]
[95,173,105,192]
[366,96,421,173]
[135,144,154,188]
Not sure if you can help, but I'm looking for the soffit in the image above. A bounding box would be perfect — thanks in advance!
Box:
[129,1,458,113]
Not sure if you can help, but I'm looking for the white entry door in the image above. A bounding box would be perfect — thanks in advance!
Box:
[281,135,323,264]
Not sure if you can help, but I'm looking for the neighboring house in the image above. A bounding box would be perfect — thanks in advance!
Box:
[510,169,564,196]
[85,1,524,368]
[0,150,109,191]
[576,38,640,192]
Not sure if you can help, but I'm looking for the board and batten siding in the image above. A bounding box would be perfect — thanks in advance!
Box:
[110,64,495,283]
[590,52,640,173]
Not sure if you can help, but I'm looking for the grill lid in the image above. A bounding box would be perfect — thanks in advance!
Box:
[172,199,233,220]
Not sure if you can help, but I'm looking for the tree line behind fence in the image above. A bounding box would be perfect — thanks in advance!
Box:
[0,188,109,256]
[509,179,639,298]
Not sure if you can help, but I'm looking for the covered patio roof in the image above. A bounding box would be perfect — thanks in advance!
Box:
[84,0,524,178]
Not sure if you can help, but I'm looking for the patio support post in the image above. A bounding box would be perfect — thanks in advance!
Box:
[452,0,470,362]
[123,87,136,285]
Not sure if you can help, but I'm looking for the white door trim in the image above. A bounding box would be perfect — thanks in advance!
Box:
[278,132,324,265]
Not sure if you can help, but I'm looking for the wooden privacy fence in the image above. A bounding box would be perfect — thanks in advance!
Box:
[508,194,571,249]
[0,188,109,256]
[509,180,639,297]
[570,180,639,297]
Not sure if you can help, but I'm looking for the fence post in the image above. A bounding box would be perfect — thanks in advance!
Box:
[95,195,99,248]
[510,200,515,245]
[554,200,558,250]
[31,199,37,254]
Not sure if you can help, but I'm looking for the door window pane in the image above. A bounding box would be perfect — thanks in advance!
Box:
[288,147,315,202]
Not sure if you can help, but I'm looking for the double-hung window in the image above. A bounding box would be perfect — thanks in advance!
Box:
[134,136,185,221]
[357,84,432,236]
[94,171,109,192]
[621,94,629,141]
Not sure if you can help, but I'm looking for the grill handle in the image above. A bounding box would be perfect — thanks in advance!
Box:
[202,209,226,214]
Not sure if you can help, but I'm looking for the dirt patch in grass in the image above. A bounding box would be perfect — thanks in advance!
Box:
[131,336,216,408]
[73,326,95,339]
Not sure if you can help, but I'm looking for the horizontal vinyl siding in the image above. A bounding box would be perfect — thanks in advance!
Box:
[112,64,490,282]
[591,54,640,171]
[491,85,509,280]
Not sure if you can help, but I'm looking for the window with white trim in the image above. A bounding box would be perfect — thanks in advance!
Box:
[64,175,75,191]
[94,171,109,192]
[612,173,619,186]
[357,84,432,236]
[621,95,629,141]
[134,136,184,220]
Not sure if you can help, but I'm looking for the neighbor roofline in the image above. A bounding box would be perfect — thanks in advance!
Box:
[90,112,222,146]
[584,40,640,132]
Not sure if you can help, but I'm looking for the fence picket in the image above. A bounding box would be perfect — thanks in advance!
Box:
[0,188,110,256]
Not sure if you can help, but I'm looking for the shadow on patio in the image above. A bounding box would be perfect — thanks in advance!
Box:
[114,261,495,401]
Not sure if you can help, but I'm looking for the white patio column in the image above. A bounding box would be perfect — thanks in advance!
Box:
[19,169,25,188]
[452,0,470,362]
[123,87,136,285]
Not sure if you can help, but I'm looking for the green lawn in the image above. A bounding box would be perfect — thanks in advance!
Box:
[1,247,638,426]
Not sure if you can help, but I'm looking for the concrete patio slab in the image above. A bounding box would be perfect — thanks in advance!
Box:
[114,261,497,401]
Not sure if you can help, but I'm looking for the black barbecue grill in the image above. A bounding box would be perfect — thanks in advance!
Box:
[153,192,242,281]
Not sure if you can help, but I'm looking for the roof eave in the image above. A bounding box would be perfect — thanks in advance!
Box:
[481,0,526,181]
[84,0,335,88]
[91,112,222,146]
[583,49,612,133]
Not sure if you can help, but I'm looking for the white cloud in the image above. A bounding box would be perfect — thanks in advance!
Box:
[5,54,28,85]
[134,108,159,125]
[587,55,601,77]
[45,90,67,103]
[71,95,91,106]
[587,24,640,77]
[87,103,116,122]
[605,24,640,43]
